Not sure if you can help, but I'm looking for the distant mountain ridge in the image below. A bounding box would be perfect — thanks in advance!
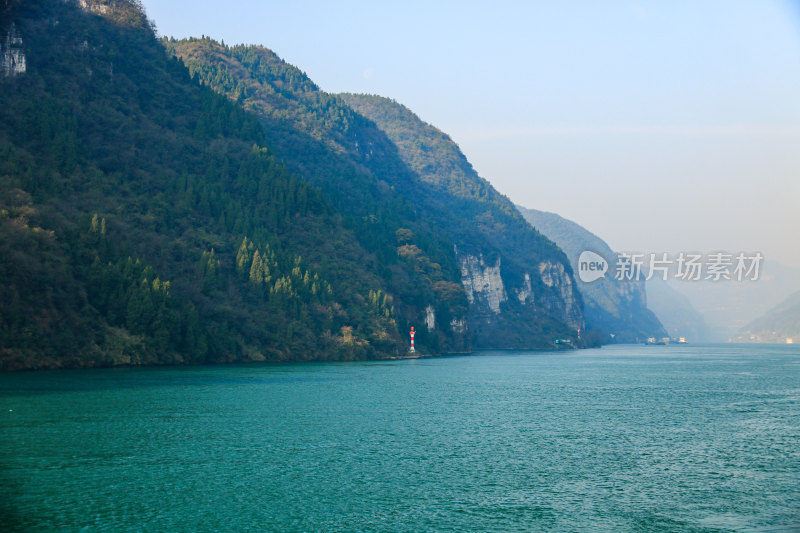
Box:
[732,290,800,343]
[337,94,498,202]
[516,206,667,342]
[650,262,800,341]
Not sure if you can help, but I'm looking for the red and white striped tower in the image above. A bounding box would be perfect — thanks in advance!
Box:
[409,326,416,353]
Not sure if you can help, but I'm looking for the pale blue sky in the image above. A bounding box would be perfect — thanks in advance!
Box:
[142,0,800,266]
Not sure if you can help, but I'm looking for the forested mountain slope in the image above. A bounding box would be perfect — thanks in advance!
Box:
[0,0,418,368]
[169,43,584,349]
[339,95,585,344]
[1,0,585,370]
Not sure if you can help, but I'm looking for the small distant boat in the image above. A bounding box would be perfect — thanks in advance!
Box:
[644,337,672,345]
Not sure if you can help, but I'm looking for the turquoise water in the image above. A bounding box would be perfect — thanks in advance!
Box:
[1,344,799,532]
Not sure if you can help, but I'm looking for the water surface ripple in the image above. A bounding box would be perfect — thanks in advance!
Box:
[1,344,798,531]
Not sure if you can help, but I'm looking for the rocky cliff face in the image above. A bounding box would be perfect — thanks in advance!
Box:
[515,273,533,305]
[518,206,666,342]
[1,23,25,77]
[76,0,110,15]
[538,260,582,330]
[459,252,583,335]
[424,305,435,330]
[460,254,507,314]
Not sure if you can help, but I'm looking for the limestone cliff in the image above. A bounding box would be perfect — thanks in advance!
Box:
[538,260,582,330]
[1,23,25,77]
[460,254,507,314]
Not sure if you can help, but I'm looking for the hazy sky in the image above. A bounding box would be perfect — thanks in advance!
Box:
[141,0,800,266]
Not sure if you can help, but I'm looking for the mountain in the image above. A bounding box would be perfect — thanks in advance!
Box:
[653,262,800,341]
[516,207,666,343]
[1,0,582,369]
[167,45,584,349]
[166,38,480,353]
[0,0,442,368]
[731,290,800,343]
[336,94,585,346]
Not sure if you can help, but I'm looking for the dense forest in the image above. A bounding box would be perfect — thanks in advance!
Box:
[0,0,435,369]
[166,38,475,349]
[0,0,583,370]
[168,39,583,349]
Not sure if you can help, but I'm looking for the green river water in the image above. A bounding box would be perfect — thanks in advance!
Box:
[1,344,798,531]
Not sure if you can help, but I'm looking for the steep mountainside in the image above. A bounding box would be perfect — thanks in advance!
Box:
[338,94,500,202]
[338,95,584,340]
[731,290,800,343]
[0,0,584,369]
[0,0,445,368]
[168,43,584,349]
[517,206,666,342]
[338,94,585,346]
[336,95,584,343]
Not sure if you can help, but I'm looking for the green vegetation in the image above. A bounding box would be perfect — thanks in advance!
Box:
[0,0,419,369]
[1,0,584,369]
[339,94,584,347]
[168,41,583,350]
[167,37,476,353]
